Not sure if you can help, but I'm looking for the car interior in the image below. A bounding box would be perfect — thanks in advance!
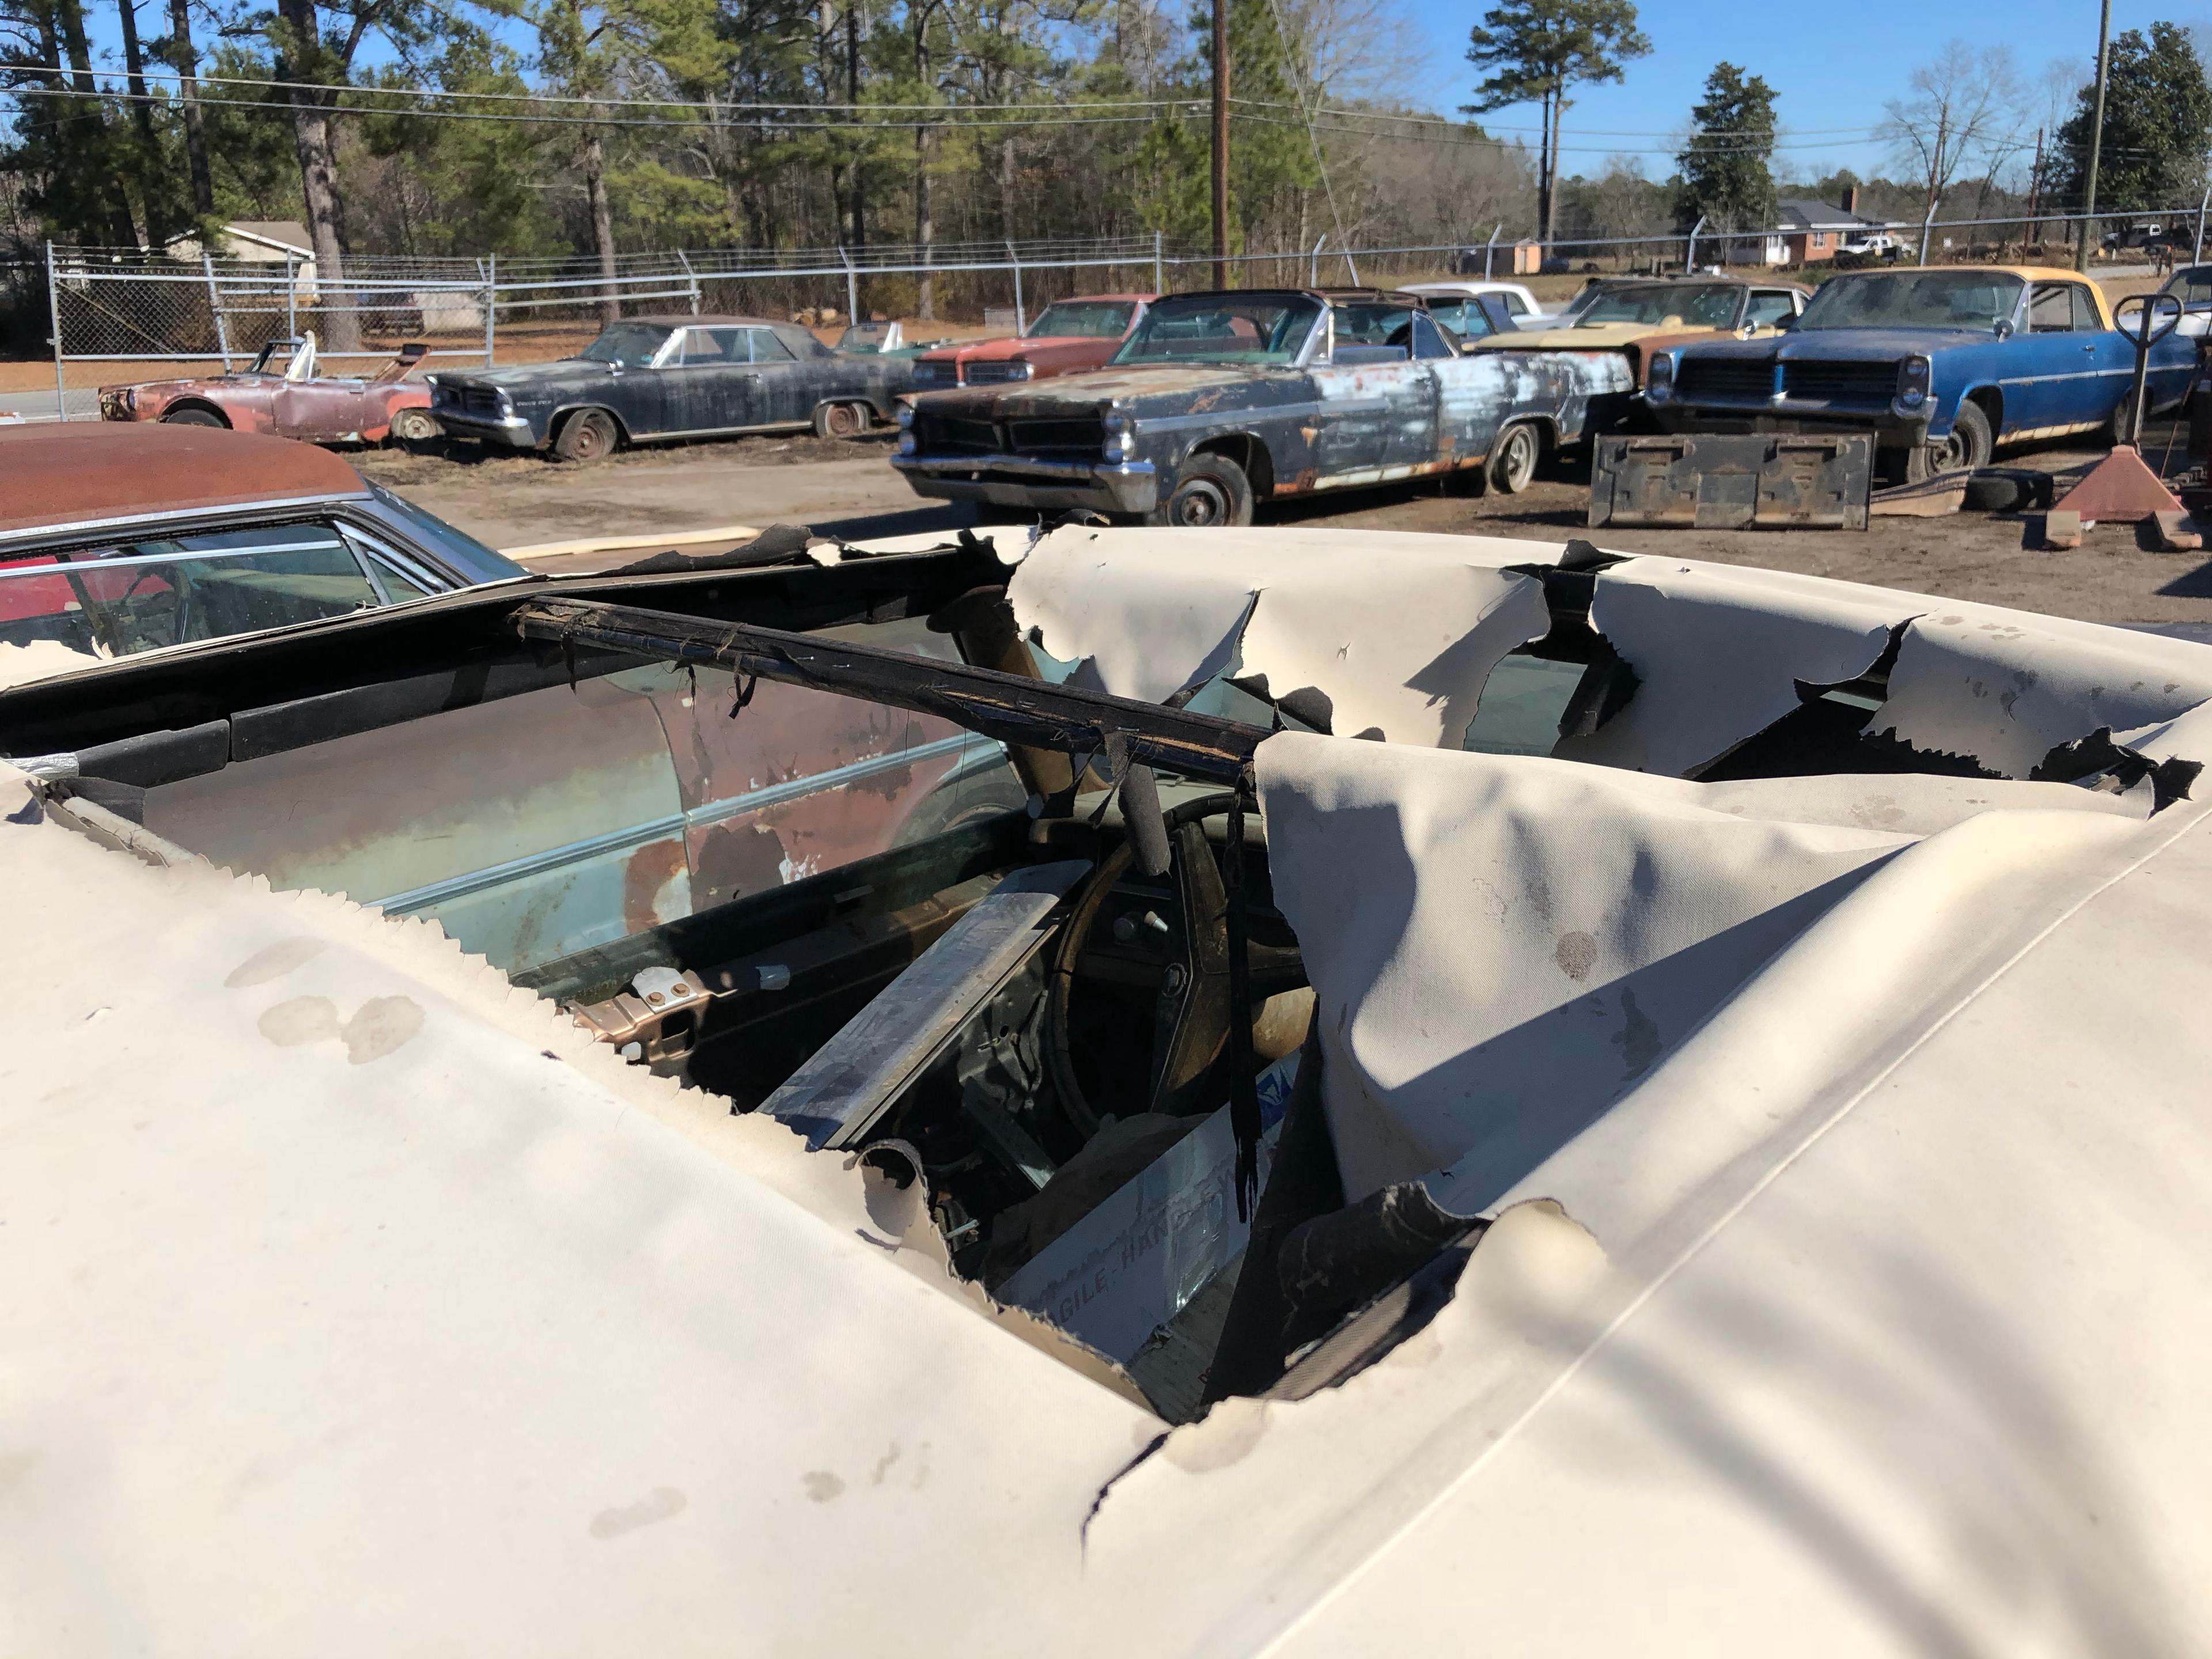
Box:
[3,533,2084,1419]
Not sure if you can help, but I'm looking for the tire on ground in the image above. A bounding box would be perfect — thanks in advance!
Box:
[815,400,868,439]
[552,408,616,463]
[160,406,226,427]
[1907,398,1992,481]
[389,407,441,444]
[1148,451,1255,528]
[1486,421,1540,494]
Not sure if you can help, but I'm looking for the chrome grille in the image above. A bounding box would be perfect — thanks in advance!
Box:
[1782,361,1898,404]
[1675,359,1774,402]
[1005,417,1105,456]
[910,361,959,388]
[966,361,1029,385]
[912,414,999,455]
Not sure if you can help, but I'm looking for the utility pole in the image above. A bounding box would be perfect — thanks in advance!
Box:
[847,0,866,256]
[1211,0,1230,288]
[2075,0,2112,272]
[2025,127,2044,248]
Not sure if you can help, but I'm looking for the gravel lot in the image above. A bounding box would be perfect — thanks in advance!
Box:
[357,420,2212,626]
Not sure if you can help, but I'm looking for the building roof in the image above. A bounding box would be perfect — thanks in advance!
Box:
[1775,199,1888,232]
[0,422,368,537]
[222,220,316,256]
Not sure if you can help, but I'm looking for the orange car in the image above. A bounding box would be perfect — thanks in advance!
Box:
[97,335,441,445]
[908,294,1156,391]
[1471,276,1810,388]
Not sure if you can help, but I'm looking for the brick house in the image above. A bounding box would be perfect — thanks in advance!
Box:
[1777,188,1891,264]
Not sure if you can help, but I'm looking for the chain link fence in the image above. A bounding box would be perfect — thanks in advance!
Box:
[16,204,2206,421]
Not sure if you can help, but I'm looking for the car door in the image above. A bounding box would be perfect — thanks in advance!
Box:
[662,325,765,434]
[1310,302,1433,479]
[2018,281,2109,431]
[743,327,816,427]
[272,376,370,440]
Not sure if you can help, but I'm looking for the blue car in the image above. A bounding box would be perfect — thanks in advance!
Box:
[1645,266,2196,480]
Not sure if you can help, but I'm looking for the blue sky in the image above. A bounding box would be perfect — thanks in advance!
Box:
[1396,0,2200,181]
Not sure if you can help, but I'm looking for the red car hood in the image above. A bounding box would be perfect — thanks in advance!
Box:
[921,334,1118,365]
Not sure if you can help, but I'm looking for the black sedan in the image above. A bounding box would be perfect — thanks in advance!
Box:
[430,314,915,461]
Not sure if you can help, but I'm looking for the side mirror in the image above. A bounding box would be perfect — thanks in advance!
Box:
[1993,319,2016,341]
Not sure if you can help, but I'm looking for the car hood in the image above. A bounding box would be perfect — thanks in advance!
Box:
[439,359,624,396]
[1769,328,1999,359]
[914,363,1277,415]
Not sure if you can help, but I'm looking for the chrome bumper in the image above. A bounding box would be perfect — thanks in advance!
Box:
[433,407,539,448]
[892,453,1158,515]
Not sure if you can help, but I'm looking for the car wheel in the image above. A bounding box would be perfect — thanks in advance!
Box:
[1487,421,1540,494]
[160,407,226,427]
[2105,392,2148,447]
[815,400,868,439]
[1149,453,1255,528]
[1908,399,1991,480]
[553,409,616,463]
[389,407,441,444]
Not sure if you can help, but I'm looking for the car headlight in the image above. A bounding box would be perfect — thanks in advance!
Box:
[1897,355,1931,409]
[1645,352,1675,401]
[1005,360,1033,381]
[1102,410,1130,463]
[896,404,915,428]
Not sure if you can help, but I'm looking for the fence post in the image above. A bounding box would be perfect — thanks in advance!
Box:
[1685,215,1706,274]
[45,241,66,422]
[285,256,297,337]
[838,246,858,325]
[676,250,700,315]
[1918,202,1938,268]
[483,253,497,366]
[2196,185,2209,264]
[1485,224,1500,280]
[1007,241,1024,332]
[1310,235,1324,284]
[1153,230,1164,295]
[203,253,232,370]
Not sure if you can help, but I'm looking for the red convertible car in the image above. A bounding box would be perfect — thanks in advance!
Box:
[98,335,441,446]
[908,294,1155,391]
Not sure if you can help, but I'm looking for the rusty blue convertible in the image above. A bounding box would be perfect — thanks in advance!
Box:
[891,288,1633,525]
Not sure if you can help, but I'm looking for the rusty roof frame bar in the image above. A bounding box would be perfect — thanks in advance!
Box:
[510,594,1270,786]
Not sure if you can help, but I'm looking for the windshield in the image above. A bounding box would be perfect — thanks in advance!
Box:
[837,323,892,351]
[1027,301,1134,339]
[1799,271,2025,331]
[2162,266,2212,307]
[1580,283,1741,328]
[1111,295,1321,365]
[578,323,674,366]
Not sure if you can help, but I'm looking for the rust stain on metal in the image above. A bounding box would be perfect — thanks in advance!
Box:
[623,838,690,934]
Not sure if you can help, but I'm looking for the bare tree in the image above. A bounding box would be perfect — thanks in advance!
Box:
[1878,40,2024,227]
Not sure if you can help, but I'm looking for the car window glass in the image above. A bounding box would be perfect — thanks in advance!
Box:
[2071,286,2103,331]
[1408,313,1455,359]
[1503,294,1529,315]
[679,328,736,364]
[2029,283,2076,332]
[365,483,514,579]
[1744,291,1796,327]
[1025,302,1135,338]
[1111,295,1320,365]
[578,323,675,366]
[2164,266,2212,306]
[1426,301,1491,340]
[0,521,380,660]
[748,329,797,363]
[1798,270,2024,331]
[1580,282,1738,327]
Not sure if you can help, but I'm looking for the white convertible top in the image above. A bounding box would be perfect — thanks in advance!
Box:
[7,525,2212,1655]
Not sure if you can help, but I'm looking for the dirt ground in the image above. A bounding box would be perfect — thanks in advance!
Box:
[352,418,2212,626]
